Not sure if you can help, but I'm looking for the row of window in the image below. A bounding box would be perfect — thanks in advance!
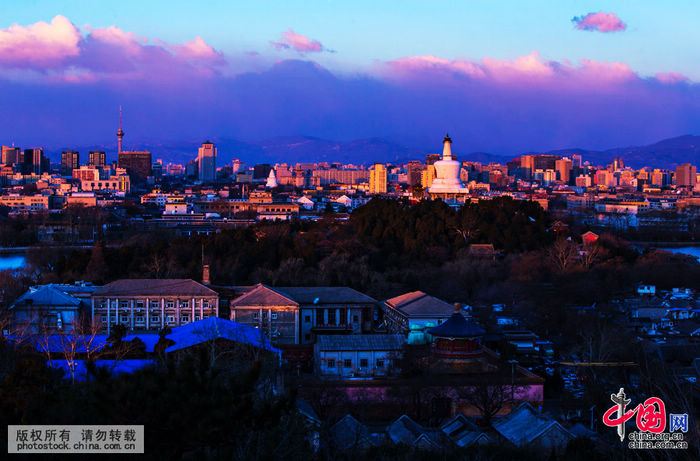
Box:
[99,300,211,309]
[326,358,389,369]
[101,314,208,325]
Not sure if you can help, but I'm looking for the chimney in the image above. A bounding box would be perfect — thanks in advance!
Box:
[202,264,210,285]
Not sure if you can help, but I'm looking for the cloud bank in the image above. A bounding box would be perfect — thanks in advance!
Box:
[572,12,627,33]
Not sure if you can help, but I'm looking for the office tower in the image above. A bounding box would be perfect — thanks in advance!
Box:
[369,163,388,194]
[407,161,424,187]
[425,153,441,165]
[89,151,106,168]
[197,141,217,182]
[61,150,80,175]
[1,146,20,165]
[520,155,535,179]
[555,158,573,184]
[571,154,582,168]
[676,163,697,188]
[118,151,152,182]
[421,164,436,189]
[23,148,47,175]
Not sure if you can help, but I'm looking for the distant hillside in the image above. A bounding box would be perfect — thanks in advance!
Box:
[44,134,697,169]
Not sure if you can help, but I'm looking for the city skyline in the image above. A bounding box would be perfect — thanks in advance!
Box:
[0,3,697,156]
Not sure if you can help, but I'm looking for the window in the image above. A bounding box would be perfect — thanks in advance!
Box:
[120,315,128,323]
[180,301,189,308]
[135,315,144,323]
[360,358,368,368]
[203,300,209,308]
[376,359,384,368]
[101,315,108,324]
[151,315,160,323]
[353,315,359,323]
[271,312,278,320]
[136,301,144,308]
[344,359,352,368]
[327,359,335,368]
[181,315,190,323]
[120,301,128,309]
[151,301,159,309]
[166,301,174,308]
[194,315,200,321]
[253,312,259,320]
[166,315,175,323]
[304,315,311,323]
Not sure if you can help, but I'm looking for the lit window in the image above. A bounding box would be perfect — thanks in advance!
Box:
[271,312,278,320]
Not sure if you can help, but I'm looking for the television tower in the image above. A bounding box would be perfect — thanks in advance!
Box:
[117,105,125,154]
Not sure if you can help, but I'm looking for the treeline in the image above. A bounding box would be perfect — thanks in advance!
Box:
[5,197,700,315]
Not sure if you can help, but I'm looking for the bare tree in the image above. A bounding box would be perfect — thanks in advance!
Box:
[548,237,577,273]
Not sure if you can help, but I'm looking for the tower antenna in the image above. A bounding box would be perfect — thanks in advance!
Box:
[117,105,125,154]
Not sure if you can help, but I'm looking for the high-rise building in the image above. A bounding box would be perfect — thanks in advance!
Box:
[369,163,387,194]
[89,151,106,169]
[571,154,582,168]
[555,158,573,184]
[676,163,697,188]
[197,141,217,182]
[1,146,20,165]
[23,148,48,175]
[425,153,441,165]
[118,151,152,182]
[421,164,436,189]
[61,150,80,175]
[407,161,424,187]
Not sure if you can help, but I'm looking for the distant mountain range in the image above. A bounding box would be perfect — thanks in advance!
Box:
[47,134,698,169]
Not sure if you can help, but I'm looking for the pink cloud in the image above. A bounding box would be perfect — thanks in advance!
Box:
[270,28,326,53]
[383,51,636,89]
[0,15,81,67]
[572,12,627,33]
[0,16,225,82]
[655,72,689,84]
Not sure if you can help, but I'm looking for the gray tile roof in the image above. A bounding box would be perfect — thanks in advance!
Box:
[230,284,298,307]
[492,402,573,447]
[276,286,377,305]
[12,285,82,309]
[316,334,405,351]
[385,291,455,317]
[92,279,218,297]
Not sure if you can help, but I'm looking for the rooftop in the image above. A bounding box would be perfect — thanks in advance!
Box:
[384,291,455,317]
[93,279,217,297]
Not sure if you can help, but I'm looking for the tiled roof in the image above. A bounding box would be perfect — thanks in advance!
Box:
[492,402,572,447]
[316,334,405,351]
[276,286,377,305]
[230,284,298,307]
[385,291,455,316]
[12,285,82,309]
[93,279,218,297]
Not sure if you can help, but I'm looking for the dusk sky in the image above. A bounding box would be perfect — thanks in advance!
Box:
[0,1,698,156]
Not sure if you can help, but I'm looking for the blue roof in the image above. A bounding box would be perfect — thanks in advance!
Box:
[427,312,485,338]
[12,285,82,308]
[7,318,279,356]
[164,317,280,355]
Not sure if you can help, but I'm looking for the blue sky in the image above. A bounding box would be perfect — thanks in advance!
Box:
[0,1,697,155]
[2,0,698,78]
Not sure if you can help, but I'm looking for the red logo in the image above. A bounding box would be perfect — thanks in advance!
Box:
[603,388,666,441]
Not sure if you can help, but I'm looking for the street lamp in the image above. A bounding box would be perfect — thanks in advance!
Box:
[508,359,518,410]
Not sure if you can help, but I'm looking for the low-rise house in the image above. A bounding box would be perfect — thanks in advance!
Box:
[382,291,456,335]
[9,285,85,333]
[230,284,377,345]
[386,415,448,450]
[492,402,573,451]
[440,414,490,447]
[315,334,405,379]
[91,279,219,334]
